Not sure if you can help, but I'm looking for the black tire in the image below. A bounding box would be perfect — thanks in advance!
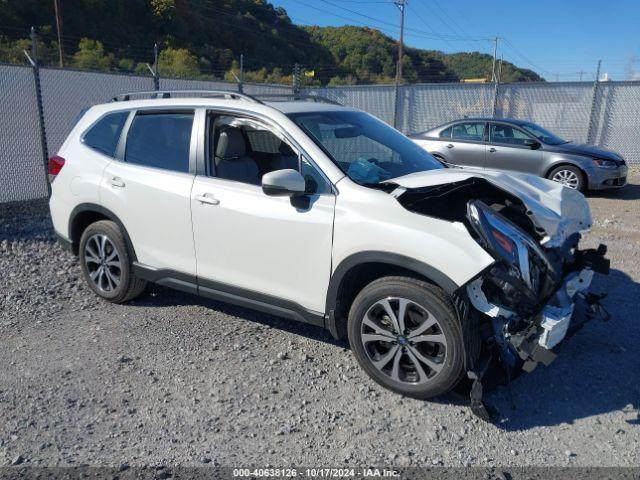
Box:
[547,165,586,192]
[78,220,147,303]
[347,276,466,399]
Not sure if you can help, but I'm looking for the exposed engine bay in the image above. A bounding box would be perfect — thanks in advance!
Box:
[389,176,610,419]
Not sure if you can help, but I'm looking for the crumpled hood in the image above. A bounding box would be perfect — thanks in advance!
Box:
[386,168,592,247]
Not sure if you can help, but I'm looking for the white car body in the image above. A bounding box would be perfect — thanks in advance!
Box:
[51,98,500,314]
[49,92,607,385]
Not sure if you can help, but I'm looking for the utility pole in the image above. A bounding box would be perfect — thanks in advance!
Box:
[491,37,499,82]
[393,0,406,130]
[53,0,65,67]
[394,0,406,86]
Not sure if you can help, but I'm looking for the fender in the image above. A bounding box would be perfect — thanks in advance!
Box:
[325,251,460,314]
[68,203,137,260]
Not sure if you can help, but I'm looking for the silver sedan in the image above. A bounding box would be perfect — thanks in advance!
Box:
[411,118,628,192]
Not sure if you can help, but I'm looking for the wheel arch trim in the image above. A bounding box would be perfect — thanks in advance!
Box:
[544,160,588,180]
[68,203,137,260]
[325,251,459,314]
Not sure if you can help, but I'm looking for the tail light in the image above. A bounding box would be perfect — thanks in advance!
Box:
[48,155,66,177]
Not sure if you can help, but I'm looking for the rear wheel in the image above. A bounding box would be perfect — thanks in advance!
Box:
[548,165,585,191]
[348,277,466,399]
[79,220,146,303]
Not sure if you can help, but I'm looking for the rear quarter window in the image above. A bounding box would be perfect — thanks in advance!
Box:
[439,126,453,139]
[82,111,129,157]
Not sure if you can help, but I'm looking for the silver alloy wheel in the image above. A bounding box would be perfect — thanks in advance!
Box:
[84,234,122,293]
[551,169,580,189]
[360,297,447,385]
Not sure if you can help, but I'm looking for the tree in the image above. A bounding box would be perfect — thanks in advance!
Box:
[71,38,113,71]
[158,47,200,78]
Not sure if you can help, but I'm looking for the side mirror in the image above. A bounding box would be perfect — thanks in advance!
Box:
[524,139,541,150]
[262,169,306,197]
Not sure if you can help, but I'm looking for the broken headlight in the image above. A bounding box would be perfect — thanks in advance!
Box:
[467,200,555,291]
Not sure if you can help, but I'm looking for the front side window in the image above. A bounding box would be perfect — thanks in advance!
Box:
[288,111,442,186]
[209,114,330,194]
[83,110,128,156]
[125,111,194,173]
[489,123,532,146]
[451,122,485,142]
[519,122,567,145]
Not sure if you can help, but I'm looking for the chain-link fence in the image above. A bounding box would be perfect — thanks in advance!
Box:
[305,81,640,167]
[41,67,154,156]
[1,62,639,204]
[0,64,48,203]
[0,63,294,204]
[305,85,397,125]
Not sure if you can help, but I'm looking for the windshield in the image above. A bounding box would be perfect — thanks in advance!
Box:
[519,122,568,145]
[288,110,442,186]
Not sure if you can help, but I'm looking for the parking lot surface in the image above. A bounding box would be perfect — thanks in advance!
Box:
[1,172,639,468]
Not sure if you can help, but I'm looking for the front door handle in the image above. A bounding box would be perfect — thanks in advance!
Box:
[110,177,125,188]
[488,147,497,153]
[446,144,454,149]
[195,193,220,205]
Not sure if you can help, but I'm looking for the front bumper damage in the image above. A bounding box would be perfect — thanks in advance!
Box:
[468,267,603,373]
[463,244,610,421]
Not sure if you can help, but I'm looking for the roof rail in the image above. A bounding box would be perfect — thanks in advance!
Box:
[254,94,341,105]
[110,90,263,103]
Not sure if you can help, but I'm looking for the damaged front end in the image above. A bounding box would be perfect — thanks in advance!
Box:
[464,199,609,372]
[392,174,610,418]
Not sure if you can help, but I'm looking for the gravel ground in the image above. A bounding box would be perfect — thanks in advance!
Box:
[0,172,639,471]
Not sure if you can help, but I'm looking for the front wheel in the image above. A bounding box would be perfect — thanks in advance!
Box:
[548,165,585,191]
[348,277,466,399]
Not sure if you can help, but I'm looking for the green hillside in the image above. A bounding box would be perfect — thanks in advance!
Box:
[0,0,543,84]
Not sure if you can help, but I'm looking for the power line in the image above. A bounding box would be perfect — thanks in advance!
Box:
[415,0,484,53]
[501,37,554,76]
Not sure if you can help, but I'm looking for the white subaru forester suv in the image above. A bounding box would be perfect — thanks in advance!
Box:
[49,91,609,414]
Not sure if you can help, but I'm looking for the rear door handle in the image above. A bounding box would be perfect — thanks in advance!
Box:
[488,147,497,153]
[446,144,454,149]
[110,177,125,188]
[195,193,220,205]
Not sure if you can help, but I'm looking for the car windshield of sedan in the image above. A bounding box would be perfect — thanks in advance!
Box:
[520,122,568,145]
[288,111,443,186]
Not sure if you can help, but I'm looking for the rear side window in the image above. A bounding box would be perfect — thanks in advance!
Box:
[125,112,194,173]
[83,111,128,156]
[451,122,485,142]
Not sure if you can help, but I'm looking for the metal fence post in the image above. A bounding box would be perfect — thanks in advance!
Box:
[238,54,244,93]
[492,56,503,117]
[26,27,51,197]
[393,83,400,129]
[586,60,602,144]
[293,63,300,95]
[153,43,160,90]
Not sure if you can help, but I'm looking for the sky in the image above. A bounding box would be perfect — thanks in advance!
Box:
[271,0,640,82]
